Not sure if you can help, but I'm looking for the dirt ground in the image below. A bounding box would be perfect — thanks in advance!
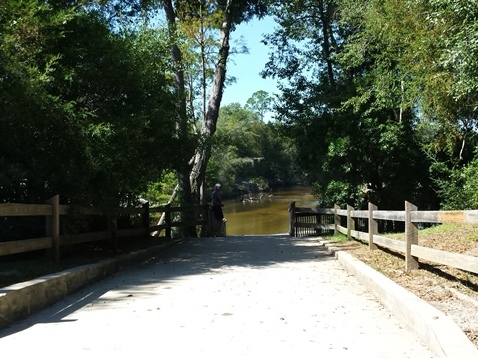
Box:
[323,227,478,349]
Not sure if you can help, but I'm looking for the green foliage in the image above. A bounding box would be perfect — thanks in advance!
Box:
[207,102,303,195]
[5,0,478,220]
[432,156,478,210]
[245,90,274,120]
[335,0,478,210]
[339,0,478,157]
[263,0,437,210]
[0,1,180,208]
[143,171,179,205]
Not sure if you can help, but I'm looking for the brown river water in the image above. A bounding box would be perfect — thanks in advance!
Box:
[222,186,316,235]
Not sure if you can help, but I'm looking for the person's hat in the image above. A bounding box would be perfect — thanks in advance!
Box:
[215,183,221,188]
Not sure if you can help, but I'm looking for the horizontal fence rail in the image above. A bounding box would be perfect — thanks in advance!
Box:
[0,195,221,263]
[289,201,478,274]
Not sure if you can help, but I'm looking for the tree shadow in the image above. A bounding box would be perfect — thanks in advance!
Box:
[0,235,332,337]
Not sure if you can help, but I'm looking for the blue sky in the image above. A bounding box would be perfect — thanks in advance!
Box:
[221,16,279,112]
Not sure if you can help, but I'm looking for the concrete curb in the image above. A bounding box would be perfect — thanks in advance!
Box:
[318,239,478,358]
[0,239,182,330]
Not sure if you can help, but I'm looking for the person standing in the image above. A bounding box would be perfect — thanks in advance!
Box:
[211,183,226,236]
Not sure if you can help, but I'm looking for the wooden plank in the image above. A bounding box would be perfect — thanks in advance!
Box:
[347,205,354,240]
[321,223,335,230]
[116,228,145,238]
[46,195,60,264]
[170,220,204,228]
[77,207,104,215]
[148,205,206,214]
[373,210,405,222]
[337,225,347,235]
[294,222,334,230]
[115,207,144,215]
[58,205,103,216]
[149,206,167,214]
[411,210,478,224]
[410,211,444,223]
[405,201,419,271]
[373,235,406,253]
[0,237,52,256]
[368,202,378,250]
[316,208,335,214]
[453,210,478,224]
[294,222,315,228]
[334,204,340,236]
[352,230,368,243]
[295,212,318,217]
[351,210,368,219]
[295,207,317,213]
[336,209,347,216]
[60,231,110,246]
[411,245,478,274]
[168,205,205,213]
[150,224,167,232]
[59,205,70,215]
[289,202,297,236]
[0,203,52,217]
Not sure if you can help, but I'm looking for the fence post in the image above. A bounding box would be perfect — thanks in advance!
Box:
[46,195,60,263]
[405,201,419,271]
[334,204,340,235]
[165,203,172,239]
[347,205,354,240]
[202,204,209,237]
[142,201,150,237]
[206,205,213,237]
[368,202,378,250]
[288,201,296,237]
[316,211,320,236]
[107,214,118,251]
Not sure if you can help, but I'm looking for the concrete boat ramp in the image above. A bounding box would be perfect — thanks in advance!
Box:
[0,235,476,357]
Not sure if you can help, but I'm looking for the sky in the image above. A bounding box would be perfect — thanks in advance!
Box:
[221,16,279,116]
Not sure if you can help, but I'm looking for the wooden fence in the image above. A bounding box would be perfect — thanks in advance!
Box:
[0,195,220,263]
[289,201,478,274]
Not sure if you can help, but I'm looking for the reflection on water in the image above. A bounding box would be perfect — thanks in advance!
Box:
[222,186,317,235]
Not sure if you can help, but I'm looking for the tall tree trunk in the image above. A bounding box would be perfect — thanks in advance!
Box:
[163,0,195,236]
[190,2,233,203]
[318,0,335,86]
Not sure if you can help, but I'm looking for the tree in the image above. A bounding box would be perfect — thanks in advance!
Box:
[0,1,179,207]
[245,90,273,120]
[160,0,267,213]
[337,0,478,209]
[207,103,302,194]
[262,0,436,209]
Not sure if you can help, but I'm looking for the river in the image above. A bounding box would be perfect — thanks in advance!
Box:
[222,186,316,235]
